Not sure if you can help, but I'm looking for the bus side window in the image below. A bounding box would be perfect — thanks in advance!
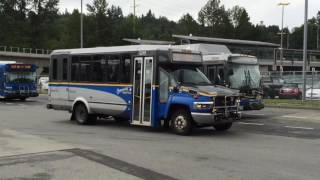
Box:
[107,56,121,83]
[80,56,92,82]
[92,55,104,82]
[122,55,131,83]
[62,58,68,81]
[71,56,79,82]
[52,59,58,81]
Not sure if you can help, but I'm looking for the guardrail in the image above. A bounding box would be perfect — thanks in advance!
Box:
[0,46,52,55]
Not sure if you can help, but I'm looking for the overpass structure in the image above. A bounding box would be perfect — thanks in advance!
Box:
[0,46,50,75]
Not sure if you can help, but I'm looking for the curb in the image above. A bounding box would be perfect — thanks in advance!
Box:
[265,105,320,111]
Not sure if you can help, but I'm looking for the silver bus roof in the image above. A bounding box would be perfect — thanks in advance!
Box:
[51,45,200,56]
[174,44,231,55]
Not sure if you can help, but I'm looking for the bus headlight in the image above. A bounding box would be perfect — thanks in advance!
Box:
[194,102,214,110]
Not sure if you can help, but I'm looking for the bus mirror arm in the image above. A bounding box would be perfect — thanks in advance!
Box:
[172,86,180,93]
[169,84,180,93]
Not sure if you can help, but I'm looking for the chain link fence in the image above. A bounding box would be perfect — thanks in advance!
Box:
[262,71,320,100]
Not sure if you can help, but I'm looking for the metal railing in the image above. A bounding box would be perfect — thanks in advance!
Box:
[0,46,52,55]
[262,71,320,100]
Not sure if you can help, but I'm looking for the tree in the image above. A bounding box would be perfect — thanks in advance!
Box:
[108,5,124,45]
[198,0,233,38]
[86,0,110,46]
[177,14,199,35]
[229,6,253,39]
[27,0,60,49]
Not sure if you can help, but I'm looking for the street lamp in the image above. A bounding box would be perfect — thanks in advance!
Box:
[302,0,308,101]
[81,0,83,48]
[317,23,319,50]
[278,1,290,70]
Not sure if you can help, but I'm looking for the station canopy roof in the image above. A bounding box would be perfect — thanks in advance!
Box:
[123,38,175,45]
[173,34,280,48]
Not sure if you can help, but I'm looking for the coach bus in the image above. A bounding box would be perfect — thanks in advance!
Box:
[175,44,264,111]
[47,45,241,135]
[0,62,38,100]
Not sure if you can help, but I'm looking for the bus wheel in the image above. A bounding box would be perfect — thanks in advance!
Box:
[74,103,96,125]
[170,109,193,135]
[213,123,233,131]
[20,97,27,101]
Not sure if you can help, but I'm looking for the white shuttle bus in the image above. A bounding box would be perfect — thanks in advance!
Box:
[47,45,240,135]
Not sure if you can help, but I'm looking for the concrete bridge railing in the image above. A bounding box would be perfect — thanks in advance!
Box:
[0,46,52,55]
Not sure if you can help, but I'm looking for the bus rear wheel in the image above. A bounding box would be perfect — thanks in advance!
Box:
[213,123,233,131]
[170,109,193,135]
[74,103,96,125]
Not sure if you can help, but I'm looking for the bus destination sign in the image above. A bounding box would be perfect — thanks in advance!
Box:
[10,64,32,70]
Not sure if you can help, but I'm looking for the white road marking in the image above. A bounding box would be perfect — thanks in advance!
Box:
[282,115,307,119]
[284,126,315,130]
[249,114,265,116]
[238,122,265,126]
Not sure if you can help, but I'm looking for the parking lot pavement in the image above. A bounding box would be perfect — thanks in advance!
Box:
[0,150,143,180]
[1,96,320,180]
[0,122,175,180]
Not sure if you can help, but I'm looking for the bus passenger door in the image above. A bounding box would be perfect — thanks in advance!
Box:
[132,56,154,126]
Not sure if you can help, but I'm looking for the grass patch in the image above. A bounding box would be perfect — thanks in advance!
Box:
[264,99,320,110]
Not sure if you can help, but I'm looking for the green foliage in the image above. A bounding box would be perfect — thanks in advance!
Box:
[0,0,319,50]
[198,0,233,38]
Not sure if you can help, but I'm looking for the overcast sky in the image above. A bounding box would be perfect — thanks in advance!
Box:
[59,0,320,30]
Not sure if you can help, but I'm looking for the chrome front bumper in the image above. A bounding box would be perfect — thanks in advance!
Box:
[191,111,241,125]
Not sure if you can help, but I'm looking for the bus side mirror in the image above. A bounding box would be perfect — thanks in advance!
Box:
[170,86,179,93]
[228,69,234,76]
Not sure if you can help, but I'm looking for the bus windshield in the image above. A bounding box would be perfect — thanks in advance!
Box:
[229,63,261,89]
[6,72,36,84]
[171,68,212,86]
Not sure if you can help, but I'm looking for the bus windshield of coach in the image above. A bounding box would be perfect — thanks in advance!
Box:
[229,63,261,90]
[171,67,212,86]
[5,71,37,84]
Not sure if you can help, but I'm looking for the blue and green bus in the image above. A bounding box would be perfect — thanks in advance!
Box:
[47,45,241,135]
[0,62,38,100]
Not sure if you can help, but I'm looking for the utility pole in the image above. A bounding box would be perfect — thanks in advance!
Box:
[133,0,137,37]
[81,0,83,48]
[302,0,308,101]
[287,27,290,49]
[317,24,319,50]
[278,2,290,70]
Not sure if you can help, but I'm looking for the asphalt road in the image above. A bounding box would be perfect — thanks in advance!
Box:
[0,96,320,180]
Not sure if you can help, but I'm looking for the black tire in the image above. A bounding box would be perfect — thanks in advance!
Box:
[20,97,27,101]
[213,123,233,131]
[170,109,193,135]
[74,103,96,125]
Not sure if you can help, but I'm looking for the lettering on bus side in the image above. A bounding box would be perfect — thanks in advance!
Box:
[116,87,132,95]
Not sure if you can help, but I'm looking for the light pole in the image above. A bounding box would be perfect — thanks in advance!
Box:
[278,1,290,70]
[81,0,83,48]
[317,23,319,50]
[302,0,308,101]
